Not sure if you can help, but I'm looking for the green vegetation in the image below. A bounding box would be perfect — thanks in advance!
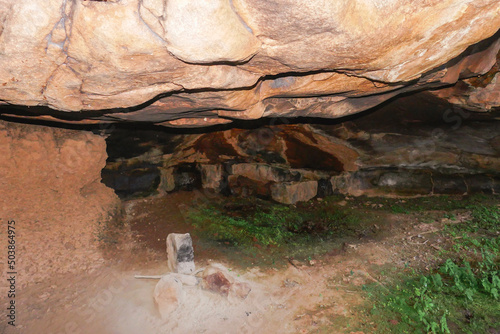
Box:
[189,200,353,246]
[186,193,499,332]
[362,203,500,334]
[187,196,364,264]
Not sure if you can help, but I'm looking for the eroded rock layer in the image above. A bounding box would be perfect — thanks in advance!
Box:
[0,1,499,126]
[0,120,120,287]
[101,92,500,201]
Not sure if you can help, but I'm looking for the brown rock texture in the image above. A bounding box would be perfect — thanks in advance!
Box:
[0,120,120,288]
[0,1,499,126]
[201,265,251,300]
[432,43,500,111]
[156,124,359,172]
[101,91,500,199]
[271,180,318,204]
[202,271,232,297]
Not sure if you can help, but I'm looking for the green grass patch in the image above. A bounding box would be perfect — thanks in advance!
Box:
[186,196,367,265]
[361,203,500,334]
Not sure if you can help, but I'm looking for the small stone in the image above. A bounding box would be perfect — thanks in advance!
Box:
[154,275,183,318]
[39,292,50,300]
[166,233,195,274]
[201,264,251,300]
[202,271,232,297]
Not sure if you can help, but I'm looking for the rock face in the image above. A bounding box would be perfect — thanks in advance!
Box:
[101,121,358,201]
[432,48,500,112]
[0,1,499,126]
[101,91,500,198]
[320,93,500,196]
[0,120,120,288]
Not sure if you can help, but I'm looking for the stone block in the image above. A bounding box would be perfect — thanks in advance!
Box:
[231,163,299,183]
[166,233,195,274]
[200,164,224,191]
[228,175,272,198]
[159,168,175,192]
[271,181,318,204]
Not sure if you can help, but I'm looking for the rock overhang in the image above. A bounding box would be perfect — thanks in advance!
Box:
[0,0,499,127]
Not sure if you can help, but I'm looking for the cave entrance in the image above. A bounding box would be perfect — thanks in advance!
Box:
[101,92,500,202]
[101,120,355,202]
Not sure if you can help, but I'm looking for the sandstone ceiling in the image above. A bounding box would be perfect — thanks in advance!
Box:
[0,0,499,127]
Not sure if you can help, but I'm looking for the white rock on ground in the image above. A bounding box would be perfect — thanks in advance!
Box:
[166,233,195,274]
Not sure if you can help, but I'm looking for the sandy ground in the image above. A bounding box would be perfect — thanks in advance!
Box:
[2,240,389,334]
[1,188,462,334]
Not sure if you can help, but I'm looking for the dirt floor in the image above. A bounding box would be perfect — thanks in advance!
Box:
[4,190,494,334]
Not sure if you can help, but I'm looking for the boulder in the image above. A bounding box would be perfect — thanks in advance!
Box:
[154,275,183,318]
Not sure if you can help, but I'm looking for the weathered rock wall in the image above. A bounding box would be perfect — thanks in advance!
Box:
[432,48,500,111]
[0,120,120,288]
[101,92,500,201]
[102,122,359,201]
[315,93,500,196]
